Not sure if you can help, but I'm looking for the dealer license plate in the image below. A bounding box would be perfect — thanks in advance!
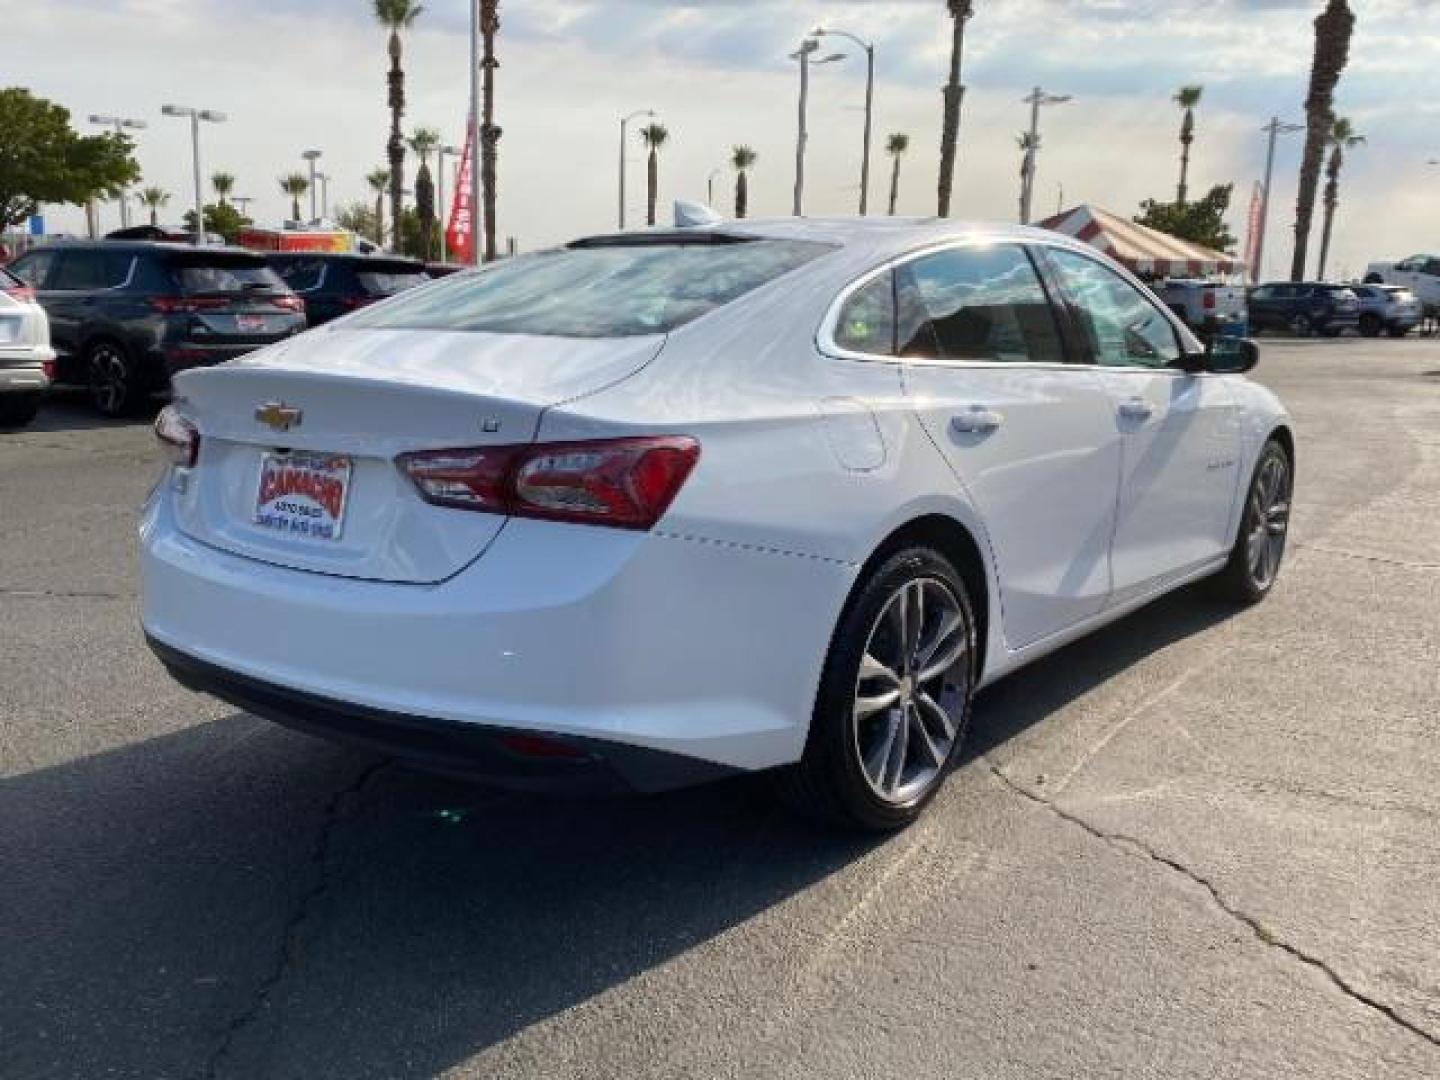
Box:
[253,452,352,541]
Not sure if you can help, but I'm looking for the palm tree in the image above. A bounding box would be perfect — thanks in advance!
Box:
[409,127,440,260]
[374,0,423,253]
[937,0,975,217]
[479,0,502,263]
[639,122,669,227]
[1291,0,1356,281]
[885,133,909,216]
[279,173,310,223]
[139,186,169,227]
[731,146,757,220]
[211,172,235,206]
[1173,85,1203,204]
[366,168,390,246]
[1316,116,1365,280]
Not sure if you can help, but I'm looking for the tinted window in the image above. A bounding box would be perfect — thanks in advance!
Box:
[10,250,56,287]
[1047,247,1181,369]
[348,239,833,337]
[1424,260,1440,277]
[895,244,1063,364]
[273,259,326,292]
[51,250,131,290]
[357,269,429,296]
[1250,286,1272,301]
[833,273,896,355]
[167,255,286,294]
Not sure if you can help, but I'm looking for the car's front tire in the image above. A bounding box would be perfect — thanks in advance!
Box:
[1214,439,1292,605]
[782,547,977,832]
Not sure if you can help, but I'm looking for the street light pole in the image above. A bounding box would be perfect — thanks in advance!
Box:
[619,109,655,230]
[301,150,322,223]
[1018,87,1072,226]
[814,27,875,216]
[162,105,227,246]
[707,168,722,207]
[315,173,330,220]
[89,115,147,229]
[437,144,462,261]
[1255,117,1304,284]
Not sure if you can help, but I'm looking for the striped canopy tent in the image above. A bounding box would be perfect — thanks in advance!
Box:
[1038,204,1244,279]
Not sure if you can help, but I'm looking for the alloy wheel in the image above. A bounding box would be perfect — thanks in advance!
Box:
[1246,453,1291,590]
[853,577,970,805]
[88,345,130,416]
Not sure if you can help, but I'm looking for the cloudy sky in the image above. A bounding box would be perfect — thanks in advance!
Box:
[6,0,1438,279]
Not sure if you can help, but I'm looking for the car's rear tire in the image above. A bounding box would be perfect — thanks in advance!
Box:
[0,392,42,429]
[1214,439,1292,606]
[86,339,143,418]
[1289,314,1313,337]
[780,547,977,832]
[1359,314,1383,338]
[1387,325,1410,339]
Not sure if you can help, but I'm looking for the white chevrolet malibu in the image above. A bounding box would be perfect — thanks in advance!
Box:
[141,218,1293,830]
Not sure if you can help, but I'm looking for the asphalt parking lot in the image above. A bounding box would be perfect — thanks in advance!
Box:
[3,338,1438,1079]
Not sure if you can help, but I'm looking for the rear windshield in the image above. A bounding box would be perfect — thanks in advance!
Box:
[167,254,287,295]
[346,239,833,337]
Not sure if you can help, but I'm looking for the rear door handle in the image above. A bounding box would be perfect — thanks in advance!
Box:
[951,406,1004,435]
[1118,397,1154,422]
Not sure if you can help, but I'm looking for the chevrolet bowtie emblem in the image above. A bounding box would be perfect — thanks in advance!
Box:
[255,402,303,432]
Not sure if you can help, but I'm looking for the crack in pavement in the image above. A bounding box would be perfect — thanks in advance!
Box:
[0,585,133,601]
[1293,544,1440,571]
[201,758,391,1080]
[984,758,1440,1051]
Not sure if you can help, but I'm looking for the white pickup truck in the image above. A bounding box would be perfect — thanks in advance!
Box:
[1365,255,1440,313]
[1155,279,1249,341]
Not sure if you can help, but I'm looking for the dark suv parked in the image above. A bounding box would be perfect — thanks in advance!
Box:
[265,254,428,326]
[6,242,306,416]
[1247,282,1361,337]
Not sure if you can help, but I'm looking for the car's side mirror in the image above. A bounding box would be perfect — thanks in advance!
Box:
[1207,336,1260,374]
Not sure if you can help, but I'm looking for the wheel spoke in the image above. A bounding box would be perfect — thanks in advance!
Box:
[915,609,962,672]
[911,708,947,768]
[863,712,901,788]
[915,691,957,741]
[905,582,925,667]
[883,710,910,794]
[859,652,900,689]
[855,689,901,719]
[917,634,967,685]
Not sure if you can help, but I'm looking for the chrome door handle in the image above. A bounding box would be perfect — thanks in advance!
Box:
[1118,397,1154,422]
[951,406,1004,434]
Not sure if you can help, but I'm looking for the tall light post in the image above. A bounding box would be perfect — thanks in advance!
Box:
[707,168,722,207]
[232,196,255,223]
[791,38,847,218]
[1255,117,1304,283]
[813,26,875,216]
[89,115,147,229]
[315,173,331,220]
[161,105,227,245]
[618,109,656,230]
[437,143,462,260]
[301,149,323,223]
[1018,87,1071,226]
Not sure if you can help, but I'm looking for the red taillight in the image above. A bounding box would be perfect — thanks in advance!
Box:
[3,285,35,303]
[498,734,588,760]
[42,358,57,381]
[1203,290,1217,310]
[149,296,228,314]
[154,405,200,468]
[270,294,305,313]
[339,295,378,310]
[398,436,701,531]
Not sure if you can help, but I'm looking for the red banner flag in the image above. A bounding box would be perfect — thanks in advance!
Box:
[446,121,476,265]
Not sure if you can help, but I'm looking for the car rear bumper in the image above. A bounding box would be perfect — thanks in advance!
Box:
[140,478,854,781]
[147,635,738,793]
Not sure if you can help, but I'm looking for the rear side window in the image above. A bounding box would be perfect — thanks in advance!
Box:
[356,267,428,296]
[895,244,1064,364]
[833,274,896,355]
[1046,247,1181,369]
[347,239,833,337]
[167,255,286,294]
[51,250,131,290]
[274,259,326,292]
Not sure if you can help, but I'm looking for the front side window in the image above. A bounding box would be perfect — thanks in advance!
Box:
[832,273,896,355]
[894,244,1064,364]
[8,250,55,287]
[1046,247,1181,369]
[348,238,833,338]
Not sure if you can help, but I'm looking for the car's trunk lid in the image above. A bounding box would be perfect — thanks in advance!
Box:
[170,328,665,583]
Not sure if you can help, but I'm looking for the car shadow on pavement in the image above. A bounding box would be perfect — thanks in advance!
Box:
[0,583,1235,1080]
[23,391,157,432]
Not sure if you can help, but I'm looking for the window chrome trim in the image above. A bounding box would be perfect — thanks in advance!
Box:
[817,234,1205,373]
